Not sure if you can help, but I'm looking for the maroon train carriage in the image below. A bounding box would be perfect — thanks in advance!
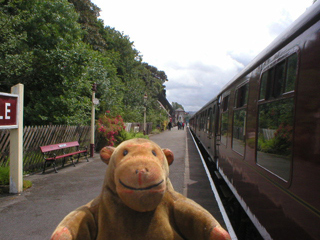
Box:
[190,2,320,239]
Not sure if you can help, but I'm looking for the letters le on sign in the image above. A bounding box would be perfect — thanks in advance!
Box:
[0,92,19,129]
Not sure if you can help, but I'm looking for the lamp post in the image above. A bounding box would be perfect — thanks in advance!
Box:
[90,83,97,157]
[143,93,148,135]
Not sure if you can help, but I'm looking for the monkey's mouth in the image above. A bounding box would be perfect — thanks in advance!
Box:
[119,179,164,191]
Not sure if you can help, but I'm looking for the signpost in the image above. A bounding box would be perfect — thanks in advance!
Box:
[0,84,24,193]
[0,93,19,129]
[90,83,97,157]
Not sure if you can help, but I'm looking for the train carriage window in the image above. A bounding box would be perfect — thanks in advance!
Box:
[201,111,206,131]
[259,73,268,100]
[257,99,294,181]
[259,68,274,100]
[203,111,206,131]
[204,111,206,131]
[273,61,286,98]
[222,95,229,111]
[205,110,209,132]
[221,112,228,145]
[200,112,204,131]
[210,105,216,135]
[235,84,248,108]
[256,52,298,181]
[232,83,248,155]
[207,108,212,134]
[221,96,229,145]
[233,109,246,155]
[285,54,298,92]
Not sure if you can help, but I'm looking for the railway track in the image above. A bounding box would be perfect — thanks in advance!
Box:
[189,128,263,240]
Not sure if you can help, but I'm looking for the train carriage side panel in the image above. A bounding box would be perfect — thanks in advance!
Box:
[215,10,320,240]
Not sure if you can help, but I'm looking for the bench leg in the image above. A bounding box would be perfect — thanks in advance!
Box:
[84,151,89,162]
[71,156,76,167]
[53,161,58,173]
[43,161,58,174]
[42,161,47,174]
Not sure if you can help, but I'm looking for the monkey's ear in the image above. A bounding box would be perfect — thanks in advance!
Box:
[100,146,115,165]
[162,148,174,166]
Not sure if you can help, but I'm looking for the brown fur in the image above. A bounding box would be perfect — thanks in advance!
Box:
[51,138,230,240]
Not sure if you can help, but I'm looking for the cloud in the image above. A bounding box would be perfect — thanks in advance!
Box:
[268,10,294,37]
[227,51,254,67]
[165,60,241,111]
[91,0,313,112]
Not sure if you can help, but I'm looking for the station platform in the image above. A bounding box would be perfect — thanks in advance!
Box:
[0,127,228,240]
[150,127,227,228]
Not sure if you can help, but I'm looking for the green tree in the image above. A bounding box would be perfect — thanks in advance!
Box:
[68,0,106,52]
[0,0,109,125]
[0,0,171,126]
[172,102,184,111]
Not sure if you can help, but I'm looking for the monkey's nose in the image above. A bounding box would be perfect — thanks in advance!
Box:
[135,168,149,174]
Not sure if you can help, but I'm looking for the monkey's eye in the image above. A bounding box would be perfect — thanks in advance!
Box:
[123,150,128,156]
[152,150,157,156]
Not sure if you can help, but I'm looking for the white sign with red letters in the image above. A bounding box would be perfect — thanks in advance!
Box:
[0,92,19,129]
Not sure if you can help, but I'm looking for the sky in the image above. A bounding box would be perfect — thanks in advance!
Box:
[90,0,314,112]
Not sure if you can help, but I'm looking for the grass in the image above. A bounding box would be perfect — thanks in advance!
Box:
[0,166,32,193]
[151,128,161,134]
[0,166,10,185]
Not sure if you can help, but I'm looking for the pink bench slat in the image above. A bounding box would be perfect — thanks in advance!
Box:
[40,141,79,153]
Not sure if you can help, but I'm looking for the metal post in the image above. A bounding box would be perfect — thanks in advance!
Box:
[90,83,97,157]
[143,106,146,135]
[10,84,24,193]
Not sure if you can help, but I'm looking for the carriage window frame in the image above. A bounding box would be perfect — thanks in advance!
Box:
[256,51,298,182]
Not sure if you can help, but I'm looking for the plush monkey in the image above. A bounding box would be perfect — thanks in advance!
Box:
[51,138,230,240]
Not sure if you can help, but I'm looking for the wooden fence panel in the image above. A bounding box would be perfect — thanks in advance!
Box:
[0,125,93,172]
[0,123,151,173]
[0,130,10,167]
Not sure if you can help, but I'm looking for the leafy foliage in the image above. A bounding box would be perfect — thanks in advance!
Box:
[0,0,171,126]
[172,102,184,111]
[0,166,9,185]
[257,98,294,155]
[97,111,125,146]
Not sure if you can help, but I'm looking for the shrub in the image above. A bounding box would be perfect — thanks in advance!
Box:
[0,167,32,191]
[151,128,161,135]
[258,123,293,156]
[129,132,149,139]
[116,130,149,143]
[97,111,126,146]
[23,180,32,190]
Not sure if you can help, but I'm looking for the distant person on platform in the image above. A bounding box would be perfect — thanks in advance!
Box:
[168,122,172,131]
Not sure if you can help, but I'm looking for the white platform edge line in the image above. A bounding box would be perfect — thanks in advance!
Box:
[188,128,238,240]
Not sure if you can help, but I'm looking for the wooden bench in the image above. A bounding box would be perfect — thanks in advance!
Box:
[40,141,89,173]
